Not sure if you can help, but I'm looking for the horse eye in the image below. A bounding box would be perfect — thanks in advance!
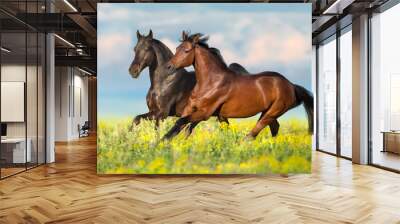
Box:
[184,49,191,53]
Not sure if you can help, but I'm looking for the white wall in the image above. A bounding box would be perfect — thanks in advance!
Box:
[55,66,70,141]
[71,73,89,138]
[1,65,26,140]
[1,65,41,137]
[1,63,46,164]
[55,67,89,141]
[1,82,25,122]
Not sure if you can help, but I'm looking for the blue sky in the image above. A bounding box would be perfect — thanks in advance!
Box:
[98,3,311,119]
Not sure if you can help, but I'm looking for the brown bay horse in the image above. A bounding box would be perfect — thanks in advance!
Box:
[128,30,250,131]
[163,32,313,139]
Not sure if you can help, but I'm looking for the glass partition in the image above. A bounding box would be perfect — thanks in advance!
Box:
[27,30,38,169]
[38,32,45,165]
[370,4,400,171]
[0,1,46,179]
[339,27,352,158]
[317,35,337,154]
[1,30,28,177]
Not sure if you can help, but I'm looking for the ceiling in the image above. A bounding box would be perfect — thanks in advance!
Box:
[0,0,392,75]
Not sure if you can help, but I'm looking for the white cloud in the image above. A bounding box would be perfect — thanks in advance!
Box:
[98,5,197,27]
[98,33,133,66]
[159,38,179,52]
[208,27,310,70]
[98,4,311,79]
[98,8,131,21]
[243,30,309,66]
[97,4,312,115]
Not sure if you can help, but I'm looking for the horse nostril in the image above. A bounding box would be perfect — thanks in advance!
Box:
[130,66,139,77]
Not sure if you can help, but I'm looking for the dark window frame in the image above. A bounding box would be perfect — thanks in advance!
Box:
[367,1,400,173]
[314,23,353,161]
[0,0,47,180]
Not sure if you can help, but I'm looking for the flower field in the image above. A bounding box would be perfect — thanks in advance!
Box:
[97,117,311,174]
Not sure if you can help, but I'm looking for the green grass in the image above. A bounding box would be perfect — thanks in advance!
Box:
[97,117,311,174]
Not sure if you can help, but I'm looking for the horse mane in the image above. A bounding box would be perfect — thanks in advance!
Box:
[181,32,227,67]
[181,32,209,48]
[208,48,227,66]
[151,38,173,61]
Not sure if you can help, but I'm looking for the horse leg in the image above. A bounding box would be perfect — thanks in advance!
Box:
[133,112,152,124]
[155,111,169,129]
[155,118,160,128]
[257,112,280,136]
[163,108,213,140]
[185,121,200,137]
[269,119,280,137]
[218,116,229,125]
[162,117,191,140]
[247,116,275,139]
[247,103,285,139]
[163,95,221,140]
[130,112,153,131]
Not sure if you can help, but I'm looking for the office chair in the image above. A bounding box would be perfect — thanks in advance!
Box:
[79,121,90,138]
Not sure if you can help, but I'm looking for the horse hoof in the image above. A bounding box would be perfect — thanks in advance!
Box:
[244,135,255,141]
[134,119,141,126]
[129,122,136,132]
[161,134,172,141]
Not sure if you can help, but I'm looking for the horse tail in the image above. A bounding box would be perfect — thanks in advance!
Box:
[294,84,314,134]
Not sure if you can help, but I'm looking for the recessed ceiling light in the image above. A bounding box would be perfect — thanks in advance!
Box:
[54,34,75,48]
[1,47,11,53]
[78,67,93,76]
[63,0,78,12]
[322,0,354,15]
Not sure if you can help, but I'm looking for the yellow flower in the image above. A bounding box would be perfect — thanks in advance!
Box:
[106,150,113,159]
[148,158,165,172]
[137,160,145,168]
[97,117,311,174]
[239,162,252,170]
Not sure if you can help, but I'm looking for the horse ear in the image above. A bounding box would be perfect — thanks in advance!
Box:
[147,29,153,39]
[182,31,188,41]
[136,30,142,39]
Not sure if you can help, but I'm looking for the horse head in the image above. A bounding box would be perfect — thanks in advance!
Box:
[166,31,209,75]
[129,30,155,78]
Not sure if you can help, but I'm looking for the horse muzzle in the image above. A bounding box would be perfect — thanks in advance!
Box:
[165,62,177,75]
[129,64,141,78]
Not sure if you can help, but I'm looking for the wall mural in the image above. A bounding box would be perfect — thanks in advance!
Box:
[97,3,313,174]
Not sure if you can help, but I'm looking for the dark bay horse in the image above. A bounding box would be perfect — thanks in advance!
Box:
[128,30,249,130]
[163,32,313,139]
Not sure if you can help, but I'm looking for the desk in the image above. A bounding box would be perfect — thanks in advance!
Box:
[382,131,400,155]
[1,138,31,163]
